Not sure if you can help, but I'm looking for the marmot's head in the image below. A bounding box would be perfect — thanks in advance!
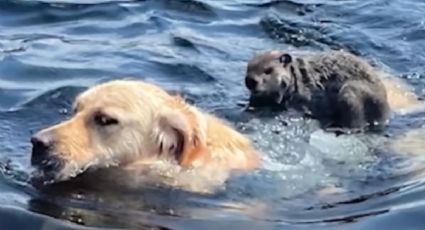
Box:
[245,50,295,107]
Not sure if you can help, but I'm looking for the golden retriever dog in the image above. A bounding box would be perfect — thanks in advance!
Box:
[30,80,260,192]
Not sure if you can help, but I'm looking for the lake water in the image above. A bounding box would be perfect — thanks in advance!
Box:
[1,0,425,229]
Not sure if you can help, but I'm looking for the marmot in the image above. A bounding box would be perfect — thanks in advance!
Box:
[245,50,393,132]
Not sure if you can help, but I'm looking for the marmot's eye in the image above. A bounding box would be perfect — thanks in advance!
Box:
[94,113,119,126]
[264,67,273,75]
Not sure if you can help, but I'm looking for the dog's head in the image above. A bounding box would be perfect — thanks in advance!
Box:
[30,80,207,186]
[245,50,296,107]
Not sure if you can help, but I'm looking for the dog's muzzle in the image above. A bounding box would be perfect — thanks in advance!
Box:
[30,131,65,186]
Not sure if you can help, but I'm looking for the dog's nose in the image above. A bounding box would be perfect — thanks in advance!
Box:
[31,132,55,165]
[245,77,258,91]
[31,132,53,152]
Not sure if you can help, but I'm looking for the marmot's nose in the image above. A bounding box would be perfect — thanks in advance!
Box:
[245,77,258,91]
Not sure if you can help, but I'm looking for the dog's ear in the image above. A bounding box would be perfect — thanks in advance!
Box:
[279,53,292,66]
[154,110,207,167]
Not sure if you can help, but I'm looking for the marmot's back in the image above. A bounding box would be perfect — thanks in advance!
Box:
[305,51,382,84]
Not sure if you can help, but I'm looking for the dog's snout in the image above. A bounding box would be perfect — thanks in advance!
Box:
[31,132,54,152]
[245,77,258,91]
[31,131,56,166]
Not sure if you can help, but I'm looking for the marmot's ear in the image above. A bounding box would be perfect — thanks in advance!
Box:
[279,53,292,66]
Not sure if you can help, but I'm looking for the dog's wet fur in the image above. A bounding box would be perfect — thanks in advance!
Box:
[30,80,260,193]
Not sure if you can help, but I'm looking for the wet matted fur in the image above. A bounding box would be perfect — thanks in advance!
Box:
[245,50,423,132]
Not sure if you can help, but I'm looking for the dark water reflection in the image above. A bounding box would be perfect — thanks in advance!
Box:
[1,0,425,229]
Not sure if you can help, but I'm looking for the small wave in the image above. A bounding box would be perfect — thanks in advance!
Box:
[19,85,85,112]
[260,14,354,53]
[246,0,320,16]
[148,59,216,83]
[169,30,238,60]
[0,0,133,27]
[172,35,199,51]
[1,54,109,80]
[152,0,217,19]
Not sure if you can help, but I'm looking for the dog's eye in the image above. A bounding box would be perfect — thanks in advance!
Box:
[72,104,79,114]
[264,67,273,75]
[94,113,118,126]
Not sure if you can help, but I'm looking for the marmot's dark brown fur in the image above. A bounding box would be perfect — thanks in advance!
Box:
[245,50,392,132]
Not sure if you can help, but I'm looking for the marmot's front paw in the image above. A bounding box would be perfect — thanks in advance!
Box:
[324,126,363,136]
